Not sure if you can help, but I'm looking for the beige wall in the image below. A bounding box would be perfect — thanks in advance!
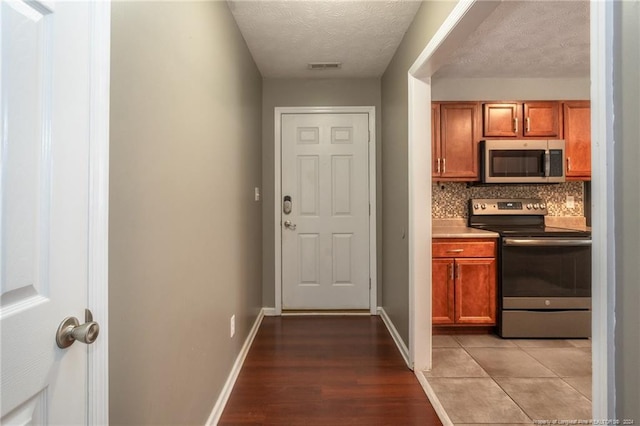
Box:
[432,77,590,100]
[380,1,457,344]
[261,78,382,307]
[109,2,262,424]
[614,1,640,420]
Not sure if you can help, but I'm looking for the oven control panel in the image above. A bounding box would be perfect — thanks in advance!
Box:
[470,198,548,215]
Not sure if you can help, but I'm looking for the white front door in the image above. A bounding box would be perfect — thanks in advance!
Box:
[1,1,102,423]
[281,113,370,309]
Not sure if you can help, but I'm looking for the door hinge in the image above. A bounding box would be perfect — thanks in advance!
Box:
[368,130,371,143]
[369,278,372,289]
[369,204,371,216]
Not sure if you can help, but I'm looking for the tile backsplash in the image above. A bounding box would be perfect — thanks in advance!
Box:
[432,182,584,218]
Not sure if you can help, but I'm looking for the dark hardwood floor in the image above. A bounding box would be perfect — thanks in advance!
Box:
[219,316,443,426]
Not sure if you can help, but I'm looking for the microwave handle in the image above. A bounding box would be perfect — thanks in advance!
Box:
[544,150,550,177]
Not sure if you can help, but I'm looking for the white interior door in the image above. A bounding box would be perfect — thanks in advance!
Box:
[281,113,370,309]
[1,1,98,423]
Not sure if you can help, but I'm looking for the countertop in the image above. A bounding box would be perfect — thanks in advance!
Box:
[432,219,499,239]
[432,216,589,238]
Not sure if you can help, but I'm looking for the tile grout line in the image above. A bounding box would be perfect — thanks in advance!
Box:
[459,340,535,425]
[433,335,593,424]
[558,376,593,402]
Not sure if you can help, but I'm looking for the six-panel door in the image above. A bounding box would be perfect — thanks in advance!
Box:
[1,1,95,423]
[281,113,370,309]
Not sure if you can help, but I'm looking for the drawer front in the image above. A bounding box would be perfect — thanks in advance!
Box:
[432,239,496,258]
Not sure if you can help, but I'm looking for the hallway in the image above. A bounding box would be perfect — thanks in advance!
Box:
[219,316,442,425]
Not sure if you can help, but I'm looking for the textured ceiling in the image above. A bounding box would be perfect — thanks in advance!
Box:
[227,0,422,78]
[433,1,590,79]
[228,1,590,80]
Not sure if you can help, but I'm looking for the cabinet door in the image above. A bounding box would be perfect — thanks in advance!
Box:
[440,102,479,179]
[455,258,496,325]
[432,103,441,178]
[523,101,560,137]
[483,102,520,137]
[432,258,455,324]
[563,101,591,179]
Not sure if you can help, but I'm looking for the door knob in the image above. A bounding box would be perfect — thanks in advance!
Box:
[283,220,297,230]
[56,309,100,348]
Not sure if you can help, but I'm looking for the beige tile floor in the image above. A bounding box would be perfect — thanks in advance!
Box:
[423,334,592,425]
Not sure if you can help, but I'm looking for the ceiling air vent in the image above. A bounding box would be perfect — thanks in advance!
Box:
[307,62,342,70]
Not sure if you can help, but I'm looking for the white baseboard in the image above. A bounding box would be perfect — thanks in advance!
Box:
[378,307,411,369]
[205,308,265,425]
[262,307,277,316]
[415,370,454,426]
[281,311,371,316]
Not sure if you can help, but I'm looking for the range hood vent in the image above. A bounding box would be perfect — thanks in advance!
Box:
[307,62,342,70]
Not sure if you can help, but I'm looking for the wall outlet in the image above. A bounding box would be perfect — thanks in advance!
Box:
[230,315,235,338]
[566,195,575,209]
[254,187,260,202]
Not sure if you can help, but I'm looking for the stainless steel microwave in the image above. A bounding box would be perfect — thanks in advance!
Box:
[480,139,566,184]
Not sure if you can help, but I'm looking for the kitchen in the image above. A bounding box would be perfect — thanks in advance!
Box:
[424,1,593,423]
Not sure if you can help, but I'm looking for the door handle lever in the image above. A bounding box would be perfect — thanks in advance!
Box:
[284,220,297,230]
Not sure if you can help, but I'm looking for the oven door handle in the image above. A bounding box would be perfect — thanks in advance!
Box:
[503,238,592,247]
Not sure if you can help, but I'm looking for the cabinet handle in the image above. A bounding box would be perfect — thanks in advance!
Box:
[437,158,441,174]
[449,264,454,281]
[446,249,464,253]
[457,264,462,279]
[442,158,446,174]
[526,117,531,132]
[514,117,519,133]
[567,157,571,172]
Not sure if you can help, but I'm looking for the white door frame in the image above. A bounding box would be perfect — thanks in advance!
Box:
[274,106,377,315]
[86,2,110,424]
[407,0,615,420]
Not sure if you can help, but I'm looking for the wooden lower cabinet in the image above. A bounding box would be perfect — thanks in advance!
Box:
[455,258,496,324]
[432,258,455,324]
[432,239,497,327]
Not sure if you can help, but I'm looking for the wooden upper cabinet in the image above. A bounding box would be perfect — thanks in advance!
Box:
[483,101,561,138]
[438,102,480,180]
[523,102,561,137]
[563,101,591,179]
[483,102,520,137]
[431,103,441,179]
[432,99,589,181]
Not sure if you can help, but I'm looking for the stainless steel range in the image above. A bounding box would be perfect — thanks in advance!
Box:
[468,198,591,338]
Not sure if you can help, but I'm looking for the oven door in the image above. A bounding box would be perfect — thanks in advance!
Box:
[501,237,591,309]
